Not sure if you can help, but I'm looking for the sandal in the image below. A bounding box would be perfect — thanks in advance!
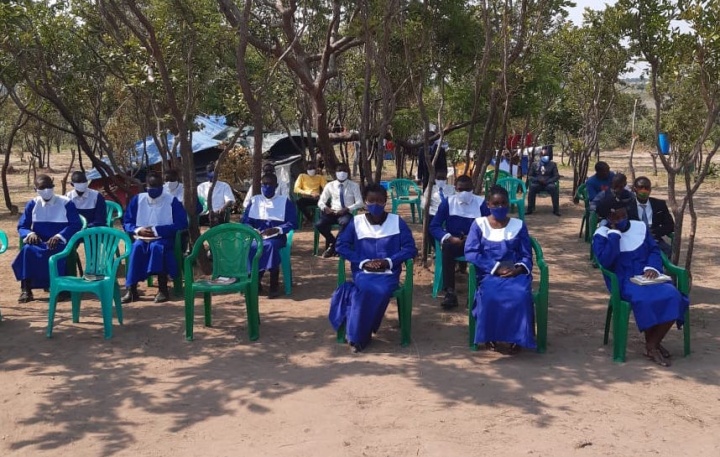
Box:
[644,348,671,367]
[657,344,671,359]
[509,343,521,355]
[485,341,497,351]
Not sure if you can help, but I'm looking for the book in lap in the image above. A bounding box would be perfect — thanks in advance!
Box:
[630,274,672,285]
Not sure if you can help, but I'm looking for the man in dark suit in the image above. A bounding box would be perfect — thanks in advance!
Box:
[629,176,675,256]
[526,147,560,216]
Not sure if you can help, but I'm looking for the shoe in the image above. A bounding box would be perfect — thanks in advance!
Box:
[267,288,281,299]
[18,290,34,303]
[154,290,170,303]
[321,245,336,259]
[441,291,459,309]
[553,211,561,217]
[525,210,533,215]
[121,286,139,304]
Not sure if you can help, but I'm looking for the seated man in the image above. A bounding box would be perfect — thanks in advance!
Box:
[430,175,490,309]
[13,174,83,303]
[629,176,675,256]
[65,171,107,228]
[122,172,188,303]
[591,173,634,214]
[197,161,235,226]
[585,161,615,202]
[163,169,184,202]
[526,147,560,216]
[294,162,327,224]
[593,196,688,367]
[315,163,363,258]
[242,173,297,298]
[329,184,417,352]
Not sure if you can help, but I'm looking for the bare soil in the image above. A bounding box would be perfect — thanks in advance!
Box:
[0,150,718,456]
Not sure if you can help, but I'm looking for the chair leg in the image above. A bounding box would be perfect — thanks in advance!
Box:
[100,291,113,340]
[282,251,292,295]
[185,291,195,341]
[613,301,631,363]
[603,302,612,345]
[683,309,691,357]
[313,229,320,256]
[432,252,443,298]
[246,290,260,341]
[400,294,412,347]
[336,323,346,344]
[71,292,81,323]
[114,282,124,325]
[47,290,59,338]
[468,304,477,350]
[535,301,548,354]
[203,292,212,327]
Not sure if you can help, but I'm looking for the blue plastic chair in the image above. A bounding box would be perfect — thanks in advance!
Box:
[389,179,423,224]
[496,177,527,220]
[47,227,132,339]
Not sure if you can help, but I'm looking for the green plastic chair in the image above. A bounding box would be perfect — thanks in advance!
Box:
[588,211,599,263]
[280,230,294,295]
[594,250,690,363]
[184,223,263,341]
[574,183,591,242]
[47,227,132,339]
[467,236,549,353]
[497,177,527,219]
[106,201,123,227]
[483,169,511,196]
[431,238,465,298]
[312,207,358,256]
[336,257,414,347]
[0,229,7,320]
[389,178,423,224]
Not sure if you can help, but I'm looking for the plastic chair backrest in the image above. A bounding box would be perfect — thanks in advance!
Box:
[106,201,123,227]
[0,229,8,254]
[576,183,589,210]
[496,177,527,198]
[389,179,419,199]
[59,227,130,278]
[191,223,262,279]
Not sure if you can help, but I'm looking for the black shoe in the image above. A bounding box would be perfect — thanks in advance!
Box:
[121,287,139,304]
[18,290,34,303]
[321,245,336,259]
[553,211,561,217]
[441,291,459,309]
[525,210,534,215]
[57,291,71,302]
[154,289,170,303]
[267,288,281,299]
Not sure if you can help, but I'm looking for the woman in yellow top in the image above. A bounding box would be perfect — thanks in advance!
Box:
[294,162,327,224]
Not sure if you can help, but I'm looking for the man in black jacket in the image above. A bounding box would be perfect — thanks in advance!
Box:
[526,147,561,216]
[629,176,675,256]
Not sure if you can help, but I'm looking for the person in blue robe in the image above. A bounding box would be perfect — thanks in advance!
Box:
[13,174,83,303]
[464,185,535,353]
[329,184,418,352]
[593,196,688,367]
[430,175,490,309]
[65,171,107,228]
[122,171,188,303]
[242,173,297,298]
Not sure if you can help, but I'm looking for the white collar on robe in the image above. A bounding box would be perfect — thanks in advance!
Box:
[354,213,400,240]
[35,194,68,208]
[595,220,646,252]
[248,194,288,221]
[136,192,175,227]
[32,195,71,222]
[66,189,99,208]
[448,194,485,218]
[475,216,524,241]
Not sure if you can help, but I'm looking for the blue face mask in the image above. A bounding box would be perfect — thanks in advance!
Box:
[147,187,163,199]
[541,156,550,164]
[207,172,215,181]
[489,206,509,220]
[366,203,385,217]
[615,218,629,230]
[261,184,276,198]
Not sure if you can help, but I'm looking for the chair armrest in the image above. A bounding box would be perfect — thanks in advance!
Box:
[662,254,689,294]
[596,257,622,301]
[48,232,83,278]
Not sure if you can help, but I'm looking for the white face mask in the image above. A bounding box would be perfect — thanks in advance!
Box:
[336,171,348,182]
[73,182,88,193]
[457,191,474,204]
[166,181,180,191]
[307,169,317,176]
[38,188,55,201]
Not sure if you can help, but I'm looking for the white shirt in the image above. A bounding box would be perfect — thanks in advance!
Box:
[243,181,289,208]
[197,180,235,212]
[421,182,456,216]
[637,200,653,226]
[163,182,184,202]
[317,179,363,212]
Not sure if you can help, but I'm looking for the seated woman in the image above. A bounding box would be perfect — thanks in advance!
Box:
[329,184,417,352]
[464,185,535,353]
[592,196,688,367]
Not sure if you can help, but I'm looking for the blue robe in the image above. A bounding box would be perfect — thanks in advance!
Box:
[13,195,83,289]
[465,217,536,348]
[593,221,688,332]
[124,192,188,286]
[242,194,297,272]
[430,194,490,241]
[66,189,107,227]
[329,213,417,349]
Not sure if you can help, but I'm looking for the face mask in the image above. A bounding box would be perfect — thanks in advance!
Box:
[636,191,650,200]
[261,184,276,198]
[166,181,180,191]
[72,182,88,193]
[147,187,163,199]
[307,169,316,176]
[614,217,629,231]
[435,180,446,187]
[336,171,348,182]
[366,203,385,217]
[489,206,509,220]
[541,156,550,164]
[38,188,54,201]
[207,172,215,181]
[457,191,474,204]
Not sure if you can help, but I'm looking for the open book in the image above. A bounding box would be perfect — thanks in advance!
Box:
[630,274,672,285]
[199,276,237,285]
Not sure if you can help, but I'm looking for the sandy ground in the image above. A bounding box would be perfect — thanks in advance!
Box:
[1,150,719,457]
